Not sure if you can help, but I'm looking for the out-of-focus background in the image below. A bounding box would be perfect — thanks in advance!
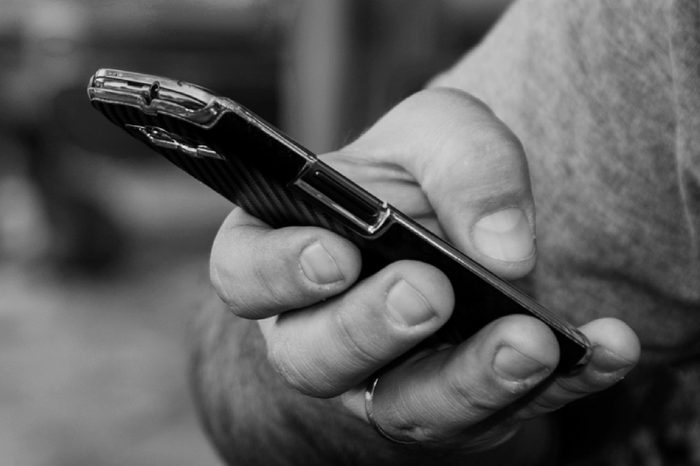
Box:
[0,1,510,464]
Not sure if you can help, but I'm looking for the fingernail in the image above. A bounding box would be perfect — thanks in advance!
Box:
[473,208,534,261]
[386,280,436,327]
[300,242,344,284]
[493,346,550,381]
[593,345,636,374]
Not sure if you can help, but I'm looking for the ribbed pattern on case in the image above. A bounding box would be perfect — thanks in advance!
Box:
[95,101,355,239]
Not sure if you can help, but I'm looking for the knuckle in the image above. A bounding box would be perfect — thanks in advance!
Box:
[446,375,503,414]
[221,205,252,230]
[392,424,439,444]
[552,377,591,396]
[209,261,229,301]
[266,336,317,394]
[251,256,289,308]
[209,237,229,295]
[250,240,307,306]
[251,235,324,306]
[209,262,248,316]
[523,395,562,417]
[384,407,448,444]
[223,289,254,318]
[371,397,434,442]
[332,303,383,369]
[210,260,263,318]
[444,362,518,415]
[554,370,616,396]
[417,87,490,115]
[470,129,524,168]
[210,225,250,314]
[268,344,340,397]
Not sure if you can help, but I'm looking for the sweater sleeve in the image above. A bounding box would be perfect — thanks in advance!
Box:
[432,0,700,363]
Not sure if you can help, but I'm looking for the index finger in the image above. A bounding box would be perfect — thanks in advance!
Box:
[210,206,362,319]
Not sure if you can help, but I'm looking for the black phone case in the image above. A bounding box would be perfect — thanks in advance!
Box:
[88,69,590,372]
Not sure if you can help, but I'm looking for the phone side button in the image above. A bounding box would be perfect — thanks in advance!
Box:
[294,174,390,235]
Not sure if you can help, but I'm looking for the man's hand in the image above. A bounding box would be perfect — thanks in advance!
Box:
[207,88,640,453]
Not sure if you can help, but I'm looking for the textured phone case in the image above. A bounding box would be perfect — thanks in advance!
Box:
[89,74,589,371]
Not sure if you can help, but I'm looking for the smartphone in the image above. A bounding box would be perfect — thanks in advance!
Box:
[87,68,590,372]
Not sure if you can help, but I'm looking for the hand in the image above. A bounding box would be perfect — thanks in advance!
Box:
[208,88,640,454]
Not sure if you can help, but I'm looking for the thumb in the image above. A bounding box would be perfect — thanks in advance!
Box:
[345,88,536,279]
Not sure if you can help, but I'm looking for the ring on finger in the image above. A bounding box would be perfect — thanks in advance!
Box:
[364,375,417,445]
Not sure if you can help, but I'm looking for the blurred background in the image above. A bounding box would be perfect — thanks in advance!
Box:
[0,0,510,464]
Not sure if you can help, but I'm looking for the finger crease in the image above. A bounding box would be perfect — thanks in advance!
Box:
[333,308,382,370]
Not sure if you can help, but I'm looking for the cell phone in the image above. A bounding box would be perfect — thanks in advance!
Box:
[87,68,590,372]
